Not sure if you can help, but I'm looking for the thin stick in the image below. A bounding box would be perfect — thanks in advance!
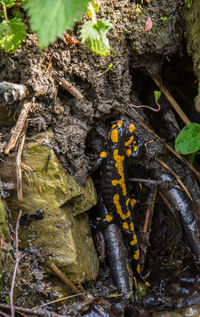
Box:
[10,209,22,317]
[0,304,66,317]
[16,132,26,201]
[156,158,192,201]
[4,102,32,155]
[129,177,162,186]
[152,77,191,125]
[52,72,84,100]
[50,263,86,300]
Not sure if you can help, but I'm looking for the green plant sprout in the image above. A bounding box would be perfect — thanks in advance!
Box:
[185,0,193,8]
[154,90,161,101]
[102,63,113,74]
[0,0,26,52]
[160,16,171,23]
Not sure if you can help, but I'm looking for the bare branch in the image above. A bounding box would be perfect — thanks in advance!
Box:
[16,132,26,201]
[4,101,31,155]
[52,72,84,100]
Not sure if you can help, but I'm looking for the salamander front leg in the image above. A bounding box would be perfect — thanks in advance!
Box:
[87,151,107,173]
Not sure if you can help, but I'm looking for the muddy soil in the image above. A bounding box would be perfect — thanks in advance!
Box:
[0,0,200,316]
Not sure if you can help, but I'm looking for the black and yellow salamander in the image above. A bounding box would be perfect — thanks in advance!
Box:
[88,119,150,287]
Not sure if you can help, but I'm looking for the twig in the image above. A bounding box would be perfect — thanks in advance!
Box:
[16,132,26,201]
[10,209,22,317]
[0,304,66,317]
[152,77,191,125]
[4,101,32,155]
[156,158,193,201]
[50,263,86,300]
[52,72,84,100]
[129,177,162,186]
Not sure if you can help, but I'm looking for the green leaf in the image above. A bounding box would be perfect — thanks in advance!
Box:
[175,123,200,154]
[0,0,16,8]
[0,17,26,52]
[80,18,112,56]
[154,90,161,101]
[24,0,89,48]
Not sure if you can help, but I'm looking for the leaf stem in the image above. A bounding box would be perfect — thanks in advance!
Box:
[2,2,9,22]
[88,2,97,25]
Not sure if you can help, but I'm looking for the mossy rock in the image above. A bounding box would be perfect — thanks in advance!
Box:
[1,130,98,283]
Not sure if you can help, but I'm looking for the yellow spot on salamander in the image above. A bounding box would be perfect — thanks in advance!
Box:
[130,234,137,245]
[106,213,113,222]
[112,123,117,129]
[137,264,140,273]
[129,124,136,133]
[113,194,131,219]
[111,129,118,143]
[122,222,129,230]
[145,281,151,287]
[130,222,134,231]
[117,120,123,128]
[126,198,130,207]
[108,131,110,140]
[133,145,138,152]
[133,249,139,260]
[124,135,134,147]
[112,149,126,196]
[126,148,132,157]
[131,199,136,208]
[100,151,107,158]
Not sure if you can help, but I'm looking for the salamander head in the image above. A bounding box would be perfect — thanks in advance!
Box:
[107,120,136,153]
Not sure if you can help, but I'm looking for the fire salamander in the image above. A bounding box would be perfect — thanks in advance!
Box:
[89,119,150,287]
